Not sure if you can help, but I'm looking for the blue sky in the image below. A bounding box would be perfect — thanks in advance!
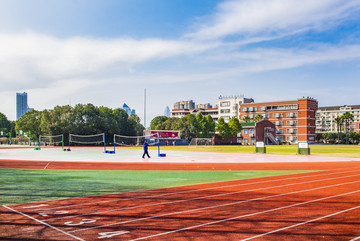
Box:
[0,0,360,127]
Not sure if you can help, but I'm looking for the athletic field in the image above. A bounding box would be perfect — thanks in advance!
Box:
[1,145,359,240]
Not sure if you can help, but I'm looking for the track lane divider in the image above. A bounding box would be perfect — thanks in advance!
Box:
[47,172,360,223]
[69,178,360,234]
[127,189,360,241]
[2,205,85,241]
[240,205,360,241]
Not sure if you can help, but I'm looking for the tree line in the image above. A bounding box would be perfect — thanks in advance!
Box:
[150,113,242,140]
[0,104,144,144]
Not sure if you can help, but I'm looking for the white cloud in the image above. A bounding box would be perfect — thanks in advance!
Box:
[0,31,217,90]
[187,0,360,41]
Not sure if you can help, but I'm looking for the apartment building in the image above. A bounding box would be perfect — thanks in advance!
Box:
[173,100,195,109]
[316,105,360,133]
[171,95,253,123]
[239,97,318,143]
[170,104,219,121]
[217,95,254,122]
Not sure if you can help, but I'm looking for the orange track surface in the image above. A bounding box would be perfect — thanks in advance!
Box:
[1,159,360,170]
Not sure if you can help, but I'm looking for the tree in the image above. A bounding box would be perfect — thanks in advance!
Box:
[242,115,251,122]
[334,116,344,143]
[203,115,216,138]
[342,112,354,143]
[15,104,144,145]
[216,117,232,140]
[0,112,11,135]
[195,113,205,137]
[164,117,180,130]
[178,114,198,140]
[150,116,168,130]
[128,114,145,136]
[228,117,242,137]
[253,114,264,122]
[15,110,42,138]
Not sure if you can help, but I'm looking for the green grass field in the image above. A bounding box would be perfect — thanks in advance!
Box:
[0,168,314,205]
[158,144,360,158]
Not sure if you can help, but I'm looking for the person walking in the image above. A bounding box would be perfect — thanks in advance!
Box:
[142,140,151,159]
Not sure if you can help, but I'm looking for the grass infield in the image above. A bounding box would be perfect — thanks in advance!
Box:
[0,168,314,205]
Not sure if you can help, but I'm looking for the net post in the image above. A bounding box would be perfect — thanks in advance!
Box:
[113,134,116,153]
[62,134,64,151]
[103,133,106,153]
[68,134,71,151]
[34,135,41,150]
[158,141,160,156]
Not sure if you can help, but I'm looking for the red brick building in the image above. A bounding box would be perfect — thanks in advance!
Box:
[239,98,318,144]
[239,120,276,145]
[356,122,360,133]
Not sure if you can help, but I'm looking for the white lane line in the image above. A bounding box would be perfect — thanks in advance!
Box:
[22,168,360,212]
[48,172,360,222]
[70,178,360,233]
[44,162,51,170]
[2,205,85,241]
[128,189,360,241]
[240,205,360,241]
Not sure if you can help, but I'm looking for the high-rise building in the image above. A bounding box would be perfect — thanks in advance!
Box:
[122,103,136,116]
[16,92,33,120]
[164,106,170,117]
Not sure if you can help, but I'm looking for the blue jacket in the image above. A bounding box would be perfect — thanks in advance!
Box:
[143,142,149,151]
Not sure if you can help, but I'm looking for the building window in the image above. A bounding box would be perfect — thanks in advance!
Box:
[244,138,248,144]
[286,112,298,117]
[260,106,266,111]
[250,129,254,134]
[244,129,248,134]
[220,109,230,113]
[286,120,298,125]
[286,129,298,133]
[250,138,255,143]
[220,101,230,107]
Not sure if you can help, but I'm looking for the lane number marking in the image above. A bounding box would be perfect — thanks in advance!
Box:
[65,219,96,226]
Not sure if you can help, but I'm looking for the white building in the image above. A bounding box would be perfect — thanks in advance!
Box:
[217,95,254,122]
[316,105,360,133]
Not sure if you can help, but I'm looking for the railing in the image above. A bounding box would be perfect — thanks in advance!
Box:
[265,133,279,145]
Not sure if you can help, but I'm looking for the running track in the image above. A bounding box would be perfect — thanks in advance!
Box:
[1,162,360,240]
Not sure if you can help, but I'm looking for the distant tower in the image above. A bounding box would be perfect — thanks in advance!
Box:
[122,103,136,116]
[164,106,170,117]
[16,92,32,120]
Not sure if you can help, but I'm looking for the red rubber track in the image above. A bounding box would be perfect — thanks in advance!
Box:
[1,161,360,240]
[1,159,360,170]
